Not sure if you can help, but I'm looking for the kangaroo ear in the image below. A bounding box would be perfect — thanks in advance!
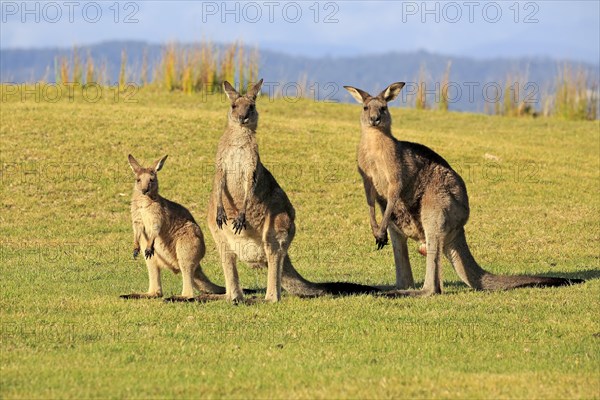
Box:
[378,82,405,103]
[128,154,142,174]
[343,86,371,104]
[223,81,240,102]
[246,78,263,99]
[154,155,168,172]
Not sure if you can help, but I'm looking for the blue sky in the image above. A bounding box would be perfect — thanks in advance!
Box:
[1,1,599,63]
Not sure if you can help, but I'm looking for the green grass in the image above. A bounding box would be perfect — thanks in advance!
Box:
[1,87,599,399]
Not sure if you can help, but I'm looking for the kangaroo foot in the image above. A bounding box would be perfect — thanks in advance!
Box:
[195,293,227,302]
[120,292,162,299]
[164,295,196,303]
[377,289,440,298]
[201,287,256,295]
[226,294,263,305]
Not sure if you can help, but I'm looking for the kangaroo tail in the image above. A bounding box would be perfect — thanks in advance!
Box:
[193,265,257,295]
[445,229,584,290]
[479,274,584,290]
[282,256,379,297]
[193,265,226,294]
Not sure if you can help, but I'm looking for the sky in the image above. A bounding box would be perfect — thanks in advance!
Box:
[1,1,599,63]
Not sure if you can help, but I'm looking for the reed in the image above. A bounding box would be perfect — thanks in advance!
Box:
[415,64,427,110]
[140,48,149,86]
[85,51,95,84]
[72,46,83,84]
[553,64,599,120]
[439,61,451,112]
[119,49,128,90]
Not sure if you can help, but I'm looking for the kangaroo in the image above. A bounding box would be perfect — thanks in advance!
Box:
[122,154,227,301]
[207,79,378,303]
[343,82,584,295]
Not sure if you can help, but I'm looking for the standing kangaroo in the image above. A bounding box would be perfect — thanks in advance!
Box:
[122,154,227,301]
[344,82,583,295]
[207,79,378,303]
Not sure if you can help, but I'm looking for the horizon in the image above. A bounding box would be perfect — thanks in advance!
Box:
[2,38,599,66]
[1,1,598,63]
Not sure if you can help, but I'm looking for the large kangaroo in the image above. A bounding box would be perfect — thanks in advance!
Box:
[344,82,584,295]
[122,154,227,301]
[207,79,378,302]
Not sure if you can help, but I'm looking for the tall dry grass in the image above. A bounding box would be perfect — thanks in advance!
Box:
[118,49,128,90]
[415,64,427,110]
[152,41,258,93]
[42,47,598,119]
[72,47,83,84]
[439,61,451,112]
[85,51,95,84]
[553,64,598,120]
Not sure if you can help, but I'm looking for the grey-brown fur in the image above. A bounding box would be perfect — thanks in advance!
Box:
[207,79,378,303]
[122,154,226,301]
[344,82,584,295]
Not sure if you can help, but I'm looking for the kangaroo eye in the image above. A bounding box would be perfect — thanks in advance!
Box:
[136,179,141,183]
[381,106,387,112]
[249,105,255,112]
[231,104,237,109]
[363,106,368,111]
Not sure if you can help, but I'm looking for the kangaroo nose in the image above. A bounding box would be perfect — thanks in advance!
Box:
[371,116,381,126]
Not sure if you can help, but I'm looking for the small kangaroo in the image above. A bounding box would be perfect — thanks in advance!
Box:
[344,82,584,295]
[207,79,378,303]
[122,154,227,301]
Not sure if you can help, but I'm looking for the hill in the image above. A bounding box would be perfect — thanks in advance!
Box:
[1,40,598,112]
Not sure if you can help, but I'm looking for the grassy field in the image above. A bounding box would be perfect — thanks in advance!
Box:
[1,87,599,399]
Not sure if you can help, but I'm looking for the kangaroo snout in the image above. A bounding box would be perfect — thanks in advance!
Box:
[370,115,381,126]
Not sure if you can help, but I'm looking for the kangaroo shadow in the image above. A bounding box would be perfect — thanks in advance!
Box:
[536,268,599,281]
[375,268,595,295]
[185,269,596,303]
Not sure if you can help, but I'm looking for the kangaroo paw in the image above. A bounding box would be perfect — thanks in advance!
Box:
[144,247,154,259]
[375,231,388,250]
[216,206,228,229]
[233,212,247,234]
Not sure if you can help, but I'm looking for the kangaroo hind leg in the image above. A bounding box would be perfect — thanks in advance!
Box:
[264,213,293,303]
[388,226,415,289]
[121,259,163,299]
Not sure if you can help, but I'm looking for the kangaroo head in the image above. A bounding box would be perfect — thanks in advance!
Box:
[343,82,405,129]
[128,154,168,198]
[223,79,263,129]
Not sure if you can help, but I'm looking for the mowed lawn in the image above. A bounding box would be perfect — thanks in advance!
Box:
[1,88,598,399]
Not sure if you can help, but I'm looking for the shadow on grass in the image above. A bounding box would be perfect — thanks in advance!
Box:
[151,269,596,304]
[536,268,599,281]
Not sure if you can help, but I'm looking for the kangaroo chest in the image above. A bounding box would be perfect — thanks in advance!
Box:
[137,202,162,234]
[359,137,397,197]
[221,145,257,190]
[358,136,425,242]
